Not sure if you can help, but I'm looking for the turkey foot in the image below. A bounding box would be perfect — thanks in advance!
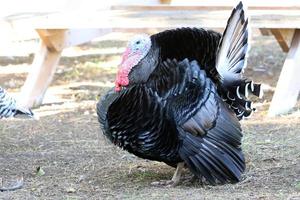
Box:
[151,162,184,187]
[182,174,203,185]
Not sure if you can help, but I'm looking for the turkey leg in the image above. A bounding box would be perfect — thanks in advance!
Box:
[151,162,184,187]
[170,162,185,186]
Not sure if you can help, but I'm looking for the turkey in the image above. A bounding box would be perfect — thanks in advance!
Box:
[0,86,35,119]
[97,1,262,186]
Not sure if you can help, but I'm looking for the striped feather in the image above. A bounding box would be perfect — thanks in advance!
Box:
[0,87,35,119]
[0,87,17,118]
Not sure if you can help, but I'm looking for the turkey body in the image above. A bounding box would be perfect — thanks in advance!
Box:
[98,2,261,185]
[99,59,244,184]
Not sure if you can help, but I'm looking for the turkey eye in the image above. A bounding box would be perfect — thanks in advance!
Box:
[136,41,140,45]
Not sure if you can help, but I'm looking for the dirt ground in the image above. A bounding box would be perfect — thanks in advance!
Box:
[0,32,299,200]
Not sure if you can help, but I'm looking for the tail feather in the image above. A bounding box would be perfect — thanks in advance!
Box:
[228,20,248,60]
[252,83,263,98]
[215,1,248,87]
[220,80,262,119]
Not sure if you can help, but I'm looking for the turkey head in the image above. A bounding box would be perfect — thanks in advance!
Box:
[115,34,156,92]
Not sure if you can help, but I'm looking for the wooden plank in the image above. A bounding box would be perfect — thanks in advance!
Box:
[37,29,112,52]
[259,28,272,36]
[112,27,224,34]
[270,29,295,52]
[268,29,300,116]
[62,29,112,49]
[160,0,171,4]
[5,9,300,29]
[19,40,62,108]
[36,29,67,52]
[111,5,300,11]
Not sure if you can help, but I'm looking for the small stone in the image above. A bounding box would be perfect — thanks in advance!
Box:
[66,187,76,193]
[77,175,85,183]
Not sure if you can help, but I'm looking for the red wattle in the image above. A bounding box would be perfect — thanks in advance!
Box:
[115,49,142,91]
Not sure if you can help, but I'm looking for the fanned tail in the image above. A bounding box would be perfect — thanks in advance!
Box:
[215,1,248,87]
[215,1,262,119]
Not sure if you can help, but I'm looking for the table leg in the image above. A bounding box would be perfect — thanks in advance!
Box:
[268,29,300,116]
[19,39,62,108]
[19,28,112,108]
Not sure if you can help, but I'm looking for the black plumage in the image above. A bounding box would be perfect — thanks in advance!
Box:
[97,2,261,185]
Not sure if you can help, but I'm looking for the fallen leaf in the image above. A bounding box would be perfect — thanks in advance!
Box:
[36,166,45,176]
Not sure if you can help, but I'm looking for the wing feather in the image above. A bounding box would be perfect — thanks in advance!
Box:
[148,59,245,184]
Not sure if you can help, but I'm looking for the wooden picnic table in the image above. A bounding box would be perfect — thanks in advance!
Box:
[4,3,300,116]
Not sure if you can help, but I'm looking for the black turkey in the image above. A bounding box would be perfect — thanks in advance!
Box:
[0,86,35,119]
[97,2,262,186]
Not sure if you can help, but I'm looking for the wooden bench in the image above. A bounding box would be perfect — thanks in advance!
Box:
[4,1,300,116]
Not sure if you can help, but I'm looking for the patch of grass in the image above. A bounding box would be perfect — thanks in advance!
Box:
[127,169,172,183]
[295,181,300,191]
[65,196,80,200]
[55,61,117,84]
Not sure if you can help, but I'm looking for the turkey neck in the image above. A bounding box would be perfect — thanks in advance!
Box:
[128,43,160,85]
